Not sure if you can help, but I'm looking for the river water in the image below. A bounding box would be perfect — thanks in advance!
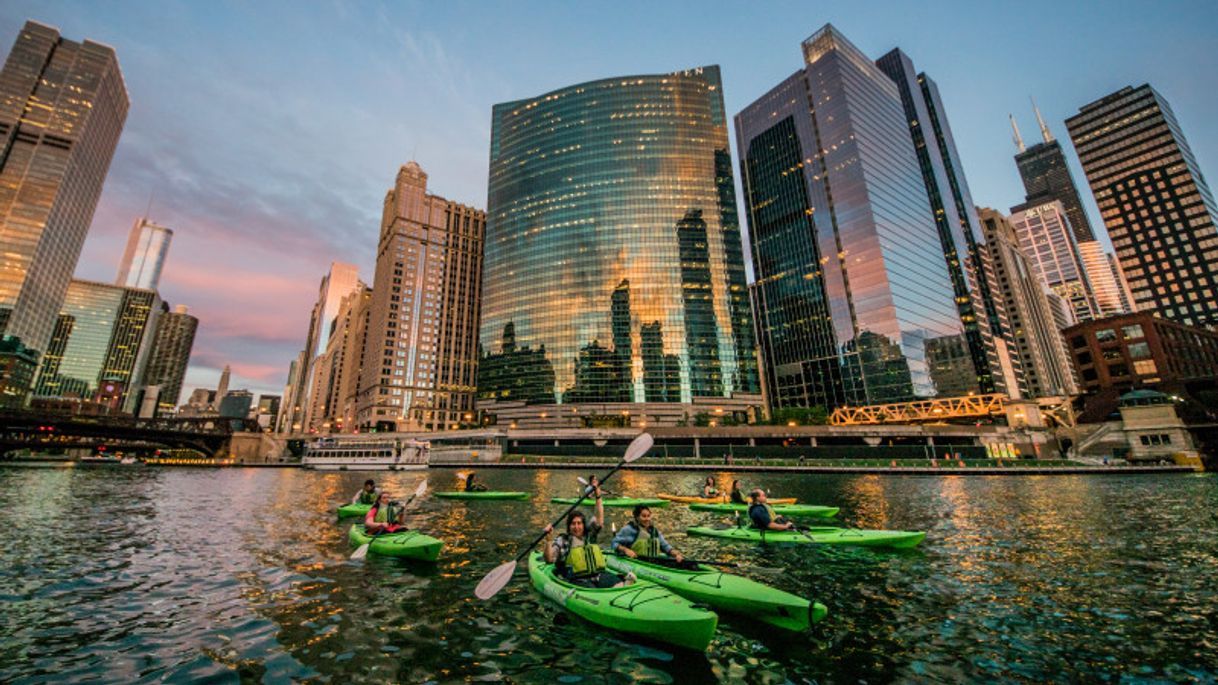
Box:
[0,466,1214,683]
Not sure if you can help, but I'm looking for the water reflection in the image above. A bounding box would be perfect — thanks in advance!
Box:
[0,468,1214,682]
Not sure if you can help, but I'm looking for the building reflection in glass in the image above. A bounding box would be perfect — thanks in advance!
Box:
[480,66,759,425]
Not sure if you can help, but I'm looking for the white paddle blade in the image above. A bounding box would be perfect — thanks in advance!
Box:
[412,479,428,498]
[576,476,589,485]
[475,560,518,600]
[623,433,654,463]
[350,542,372,560]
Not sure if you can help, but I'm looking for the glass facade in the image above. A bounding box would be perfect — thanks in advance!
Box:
[480,66,758,424]
[0,21,128,358]
[1008,200,1098,323]
[738,25,967,411]
[143,304,198,411]
[116,218,173,291]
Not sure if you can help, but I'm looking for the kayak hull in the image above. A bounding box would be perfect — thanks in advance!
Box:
[336,503,372,518]
[347,524,444,561]
[657,493,797,505]
[686,525,926,549]
[689,503,839,518]
[604,555,825,632]
[527,552,718,651]
[433,491,530,501]
[550,497,669,508]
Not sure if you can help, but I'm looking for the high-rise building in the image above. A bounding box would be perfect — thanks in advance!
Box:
[738,25,969,412]
[116,217,173,290]
[33,280,160,411]
[335,286,373,431]
[356,163,484,432]
[142,303,198,413]
[1077,240,1135,318]
[481,65,760,428]
[875,47,1017,398]
[1011,103,1096,244]
[275,351,305,433]
[1008,200,1097,323]
[282,262,361,433]
[308,285,371,432]
[0,335,38,409]
[218,388,252,419]
[216,364,230,404]
[978,208,1078,397]
[1065,84,1218,328]
[0,21,129,360]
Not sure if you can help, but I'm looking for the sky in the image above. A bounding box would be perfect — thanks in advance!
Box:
[2,1,1217,402]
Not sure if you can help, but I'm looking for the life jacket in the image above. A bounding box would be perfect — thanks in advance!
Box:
[559,534,606,578]
[748,502,780,530]
[704,487,718,497]
[730,490,746,504]
[372,502,399,523]
[627,521,662,557]
[358,490,377,505]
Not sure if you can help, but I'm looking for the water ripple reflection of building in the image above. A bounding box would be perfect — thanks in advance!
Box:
[479,66,761,428]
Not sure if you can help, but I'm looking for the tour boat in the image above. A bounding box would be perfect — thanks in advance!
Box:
[302,437,430,471]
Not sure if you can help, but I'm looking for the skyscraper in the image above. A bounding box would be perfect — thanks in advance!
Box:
[978,208,1078,398]
[142,303,198,413]
[481,65,760,428]
[356,162,485,432]
[1077,240,1135,318]
[1011,103,1096,244]
[1008,200,1097,324]
[116,217,173,290]
[1065,84,1218,328]
[0,21,128,360]
[875,47,1017,398]
[282,262,360,433]
[738,25,968,411]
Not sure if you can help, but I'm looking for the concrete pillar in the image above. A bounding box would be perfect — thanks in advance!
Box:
[749,437,756,446]
[694,438,701,459]
[809,437,817,446]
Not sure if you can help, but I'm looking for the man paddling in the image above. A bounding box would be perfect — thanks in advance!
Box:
[351,479,379,505]
[612,505,687,565]
[364,492,407,534]
[542,484,630,588]
[748,489,796,531]
[464,472,489,492]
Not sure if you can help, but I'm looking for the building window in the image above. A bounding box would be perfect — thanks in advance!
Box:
[1096,329,1117,343]
[1128,342,1151,359]
[1108,364,1129,377]
[1132,360,1158,375]
[1122,324,1145,339]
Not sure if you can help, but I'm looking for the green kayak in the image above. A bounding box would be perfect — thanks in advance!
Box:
[347,525,444,561]
[604,555,826,632]
[689,503,839,518]
[433,491,530,501]
[687,525,926,549]
[336,503,372,518]
[550,497,669,508]
[527,552,718,651]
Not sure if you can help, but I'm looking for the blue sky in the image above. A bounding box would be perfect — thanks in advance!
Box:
[2,1,1216,401]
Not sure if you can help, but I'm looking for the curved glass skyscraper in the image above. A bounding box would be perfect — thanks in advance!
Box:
[480,66,759,427]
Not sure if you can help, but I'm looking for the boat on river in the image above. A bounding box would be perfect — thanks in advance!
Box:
[303,437,429,470]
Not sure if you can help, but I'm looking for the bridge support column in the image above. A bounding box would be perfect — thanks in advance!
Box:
[694,438,701,459]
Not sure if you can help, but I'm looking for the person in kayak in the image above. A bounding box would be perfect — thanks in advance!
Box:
[543,484,629,588]
[580,474,614,498]
[364,492,407,534]
[612,505,687,565]
[464,472,488,492]
[748,489,796,531]
[701,476,719,499]
[728,480,747,504]
[351,479,379,505]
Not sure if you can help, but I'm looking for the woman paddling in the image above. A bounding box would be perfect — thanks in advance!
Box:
[543,484,630,588]
[364,492,407,534]
[701,476,719,499]
[728,480,746,504]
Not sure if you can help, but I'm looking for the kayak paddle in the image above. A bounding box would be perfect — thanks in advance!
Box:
[575,476,616,498]
[475,432,653,600]
[351,479,428,560]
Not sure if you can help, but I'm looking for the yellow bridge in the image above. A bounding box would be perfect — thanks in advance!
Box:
[829,393,1008,426]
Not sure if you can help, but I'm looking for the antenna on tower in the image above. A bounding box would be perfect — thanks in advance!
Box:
[1009,114,1025,153]
[1031,97,1053,143]
[144,193,155,221]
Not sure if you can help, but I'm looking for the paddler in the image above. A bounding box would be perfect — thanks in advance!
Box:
[747,489,796,531]
[464,472,489,492]
[728,480,746,504]
[543,484,630,588]
[701,476,719,499]
[351,479,379,505]
[364,492,407,534]
[612,505,687,565]
[580,474,614,498]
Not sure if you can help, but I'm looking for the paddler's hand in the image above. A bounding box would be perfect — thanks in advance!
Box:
[672,551,685,564]
[624,548,637,558]
[543,524,554,536]
[593,486,602,499]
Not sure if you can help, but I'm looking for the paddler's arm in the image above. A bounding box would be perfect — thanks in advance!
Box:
[658,530,683,563]
[542,525,557,563]
[593,487,604,529]
[611,525,637,557]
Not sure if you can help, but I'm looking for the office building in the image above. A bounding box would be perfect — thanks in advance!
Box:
[142,303,198,413]
[875,48,1016,398]
[116,217,173,290]
[356,163,484,432]
[978,208,1078,397]
[218,388,252,419]
[738,25,969,412]
[0,335,38,409]
[0,21,128,360]
[482,65,760,428]
[1065,85,1218,328]
[1011,103,1096,244]
[1064,313,1218,394]
[1078,240,1135,317]
[1008,200,1098,323]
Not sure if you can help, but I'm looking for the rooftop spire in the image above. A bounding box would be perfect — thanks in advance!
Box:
[1031,97,1053,143]
[1010,114,1025,152]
